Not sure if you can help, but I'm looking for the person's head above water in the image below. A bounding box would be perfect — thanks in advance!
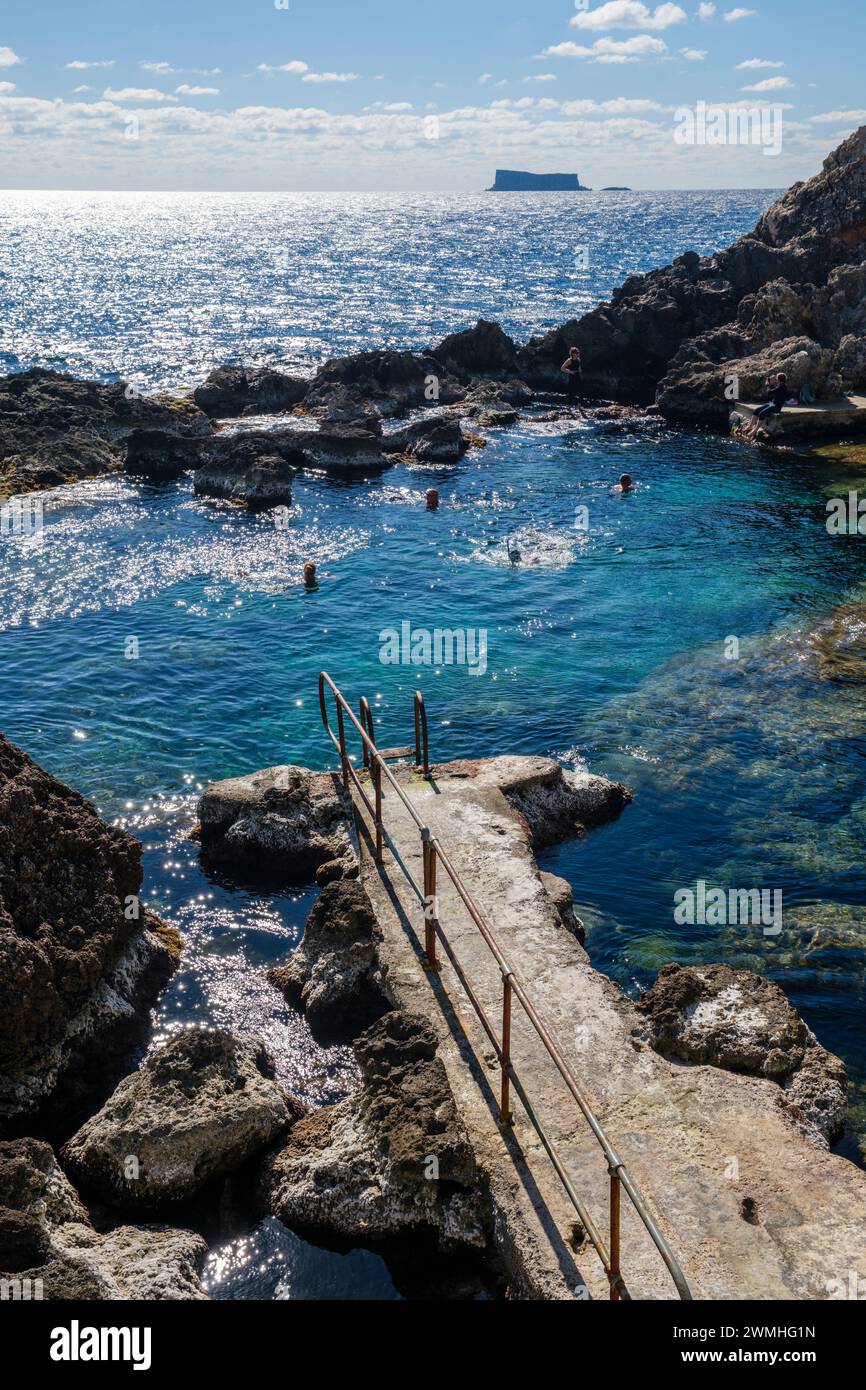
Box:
[303,561,317,586]
[619,473,633,492]
[426,488,439,510]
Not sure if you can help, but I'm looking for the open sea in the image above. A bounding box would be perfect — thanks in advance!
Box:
[2,189,865,1298]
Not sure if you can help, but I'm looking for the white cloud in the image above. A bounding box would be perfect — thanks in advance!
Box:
[0,46,22,68]
[742,75,791,91]
[697,2,716,16]
[736,58,783,68]
[365,101,413,112]
[724,7,756,19]
[141,62,180,75]
[65,59,114,70]
[570,1,686,29]
[478,73,492,84]
[0,80,15,93]
[525,73,557,82]
[809,109,866,123]
[175,85,220,96]
[302,71,358,83]
[681,48,706,59]
[544,35,667,60]
[561,97,665,113]
[72,85,92,93]
[258,61,309,75]
[103,87,178,102]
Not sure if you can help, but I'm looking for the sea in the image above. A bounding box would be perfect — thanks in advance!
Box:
[2,188,865,1299]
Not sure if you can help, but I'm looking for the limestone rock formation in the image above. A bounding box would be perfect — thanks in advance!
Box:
[268,880,391,1045]
[475,756,633,848]
[382,415,469,463]
[193,365,309,418]
[260,1011,485,1252]
[0,1137,208,1299]
[0,368,211,498]
[514,128,866,427]
[62,1029,294,1210]
[433,319,520,379]
[304,349,464,417]
[637,963,848,1146]
[197,764,356,882]
[0,735,180,1131]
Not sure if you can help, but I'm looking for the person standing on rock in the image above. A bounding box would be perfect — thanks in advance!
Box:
[561,347,584,414]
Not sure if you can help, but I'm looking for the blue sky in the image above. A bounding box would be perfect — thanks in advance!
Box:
[1,0,864,189]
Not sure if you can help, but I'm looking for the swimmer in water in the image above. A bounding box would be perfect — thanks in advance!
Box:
[303,561,318,589]
[614,473,633,493]
[426,488,439,510]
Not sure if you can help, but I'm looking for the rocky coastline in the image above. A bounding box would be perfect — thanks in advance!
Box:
[4,128,865,506]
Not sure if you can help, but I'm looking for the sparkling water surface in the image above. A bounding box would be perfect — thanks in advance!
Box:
[2,190,864,1298]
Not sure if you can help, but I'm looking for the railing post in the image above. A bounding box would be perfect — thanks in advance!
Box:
[335,701,349,789]
[500,974,513,1125]
[374,757,383,865]
[414,691,430,777]
[609,1165,622,1301]
[422,829,439,970]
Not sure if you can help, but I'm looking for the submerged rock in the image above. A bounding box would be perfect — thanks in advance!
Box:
[0,1137,207,1299]
[193,365,309,418]
[0,735,180,1132]
[269,880,391,1045]
[62,1030,294,1210]
[0,368,211,498]
[637,963,847,1146]
[197,764,356,882]
[260,1011,485,1252]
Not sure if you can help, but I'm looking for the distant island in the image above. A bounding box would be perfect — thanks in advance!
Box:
[487,169,591,192]
[601,186,632,192]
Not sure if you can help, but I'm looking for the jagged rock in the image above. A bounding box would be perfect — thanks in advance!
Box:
[0,735,180,1132]
[194,451,300,509]
[305,349,464,417]
[125,428,205,479]
[62,1030,294,1210]
[637,964,847,1146]
[476,756,632,848]
[197,765,356,882]
[518,128,866,425]
[382,415,469,463]
[0,1138,207,1299]
[662,332,837,429]
[432,319,519,379]
[193,365,309,418]
[260,1011,485,1252]
[539,872,585,944]
[268,880,391,1045]
[0,368,211,498]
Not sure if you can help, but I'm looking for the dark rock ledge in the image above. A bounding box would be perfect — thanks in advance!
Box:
[0,1137,208,1300]
[0,734,180,1134]
[637,963,848,1148]
[259,1010,487,1254]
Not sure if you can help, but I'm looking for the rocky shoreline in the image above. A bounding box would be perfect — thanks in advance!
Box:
[4,128,865,505]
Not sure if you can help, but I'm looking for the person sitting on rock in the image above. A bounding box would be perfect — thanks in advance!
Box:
[560,347,583,412]
[744,372,788,439]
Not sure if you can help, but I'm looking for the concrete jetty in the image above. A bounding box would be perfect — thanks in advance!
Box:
[351,757,866,1301]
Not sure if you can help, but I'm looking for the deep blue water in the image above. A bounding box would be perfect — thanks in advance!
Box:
[2,190,865,1297]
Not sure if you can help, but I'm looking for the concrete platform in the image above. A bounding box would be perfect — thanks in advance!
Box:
[356,759,866,1301]
[733,395,866,440]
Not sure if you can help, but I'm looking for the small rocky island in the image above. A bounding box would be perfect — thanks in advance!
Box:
[487,169,590,191]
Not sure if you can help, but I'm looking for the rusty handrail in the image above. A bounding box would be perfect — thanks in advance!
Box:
[318,671,692,1302]
[413,690,429,776]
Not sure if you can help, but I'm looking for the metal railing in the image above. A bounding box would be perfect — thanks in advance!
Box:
[318,671,692,1302]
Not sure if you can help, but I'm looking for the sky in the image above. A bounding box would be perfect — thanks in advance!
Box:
[1,0,864,190]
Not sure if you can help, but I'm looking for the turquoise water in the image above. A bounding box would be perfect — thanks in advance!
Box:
[2,190,865,1297]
